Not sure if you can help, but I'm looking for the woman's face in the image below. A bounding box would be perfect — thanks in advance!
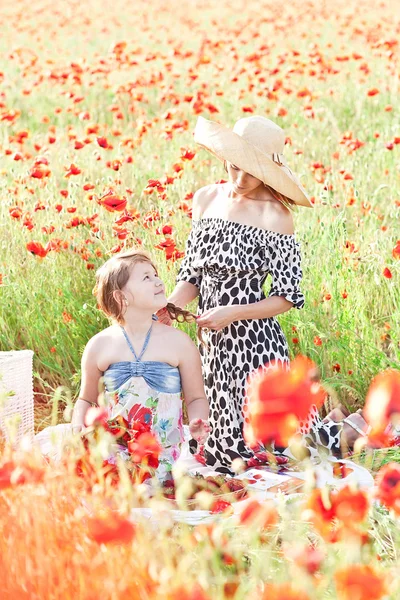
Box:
[227,162,264,196]
[121,261,167,312]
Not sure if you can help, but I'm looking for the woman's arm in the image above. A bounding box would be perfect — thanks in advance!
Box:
[157,281,199,324]
[229,296,293,320]
[196,296,292,331]
[71,338,104,430]
[167,188,210,309]
[168,280,199,309]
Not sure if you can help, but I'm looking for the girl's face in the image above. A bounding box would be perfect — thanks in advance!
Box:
[121,261,166,312]
[227,162,264,196]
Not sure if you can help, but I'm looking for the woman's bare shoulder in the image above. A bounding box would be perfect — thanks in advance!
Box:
[264,200,295,235]
[192,184,221,219]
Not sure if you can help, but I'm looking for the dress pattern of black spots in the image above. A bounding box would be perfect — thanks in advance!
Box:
[177,216,342,473]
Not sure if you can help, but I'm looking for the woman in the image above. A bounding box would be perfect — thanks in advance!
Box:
[160,116,367,473]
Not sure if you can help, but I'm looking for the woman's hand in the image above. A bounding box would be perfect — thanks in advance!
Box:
[156,306,172,326]
[189,418,211,444]
[196,306,237,331]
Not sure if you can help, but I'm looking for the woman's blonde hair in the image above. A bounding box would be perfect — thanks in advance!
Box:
[263,183,297,213]
[93,248,202,340]
[224,161,297,212]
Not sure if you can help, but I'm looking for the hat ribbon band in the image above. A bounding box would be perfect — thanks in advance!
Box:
[271,152,284,166]
[269,152,296,180]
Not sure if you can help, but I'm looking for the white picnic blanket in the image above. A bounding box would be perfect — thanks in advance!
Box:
[130,457,374,526]
[130,431,374,525]
[34,423,374,526]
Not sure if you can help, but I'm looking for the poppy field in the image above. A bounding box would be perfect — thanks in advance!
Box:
[0,0,400,597]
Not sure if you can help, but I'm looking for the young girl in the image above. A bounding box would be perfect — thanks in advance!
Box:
[38,249,210,482]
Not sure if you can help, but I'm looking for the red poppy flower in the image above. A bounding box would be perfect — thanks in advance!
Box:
[257,583,311,600]
[64,163,81,177]
[98,190,127,212]
[166,585,210,600]
[0,460,44,490]
[244,356,326,446]
[334,564,387,600]
[87,511,135,544]
[363,369,400,434]
[162,224,173,235]
[9,207,23,219]
[155,237,184,261]
[84,406,108,428]
[104,415,129,439]
[383,267,392,279]
[334,486,369,525]
[128,431,161,469]
[306,488,337,524]
[180,148,196,161]
[96,136,109,148]
[284,544,324,576]
[62,310,73,323]
[26,241,48,258]
[375,462,400,514]
[115,210,140,225]
[30,165,51,178]
[238,499,278,529]
[128,420,152,439]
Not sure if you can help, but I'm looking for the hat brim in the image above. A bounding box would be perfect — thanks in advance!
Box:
[194,117,312,208]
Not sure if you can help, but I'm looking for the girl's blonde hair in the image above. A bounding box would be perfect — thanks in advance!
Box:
[93,248,202,338]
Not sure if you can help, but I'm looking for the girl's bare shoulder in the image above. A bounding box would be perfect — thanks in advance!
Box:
[154,321,192,340]
[84,325,120,353]
[154,321,196,350]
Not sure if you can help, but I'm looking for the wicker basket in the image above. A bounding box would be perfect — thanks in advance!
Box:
[0,350,34,443]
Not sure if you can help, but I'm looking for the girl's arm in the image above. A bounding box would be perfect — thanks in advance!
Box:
[178,333,210,442]
[71,338,103,431]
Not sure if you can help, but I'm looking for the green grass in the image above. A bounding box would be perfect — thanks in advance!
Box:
[0,0,399,429]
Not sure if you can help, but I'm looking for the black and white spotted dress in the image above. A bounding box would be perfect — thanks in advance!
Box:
[177,215,342,473]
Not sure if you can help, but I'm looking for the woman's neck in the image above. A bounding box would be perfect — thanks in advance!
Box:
[227,182,273,203]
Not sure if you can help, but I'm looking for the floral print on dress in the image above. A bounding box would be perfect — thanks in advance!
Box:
[128,404,153,428]
[103,375,184,482]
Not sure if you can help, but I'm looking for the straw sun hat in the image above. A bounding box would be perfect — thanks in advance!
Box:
[194,116,312,208]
